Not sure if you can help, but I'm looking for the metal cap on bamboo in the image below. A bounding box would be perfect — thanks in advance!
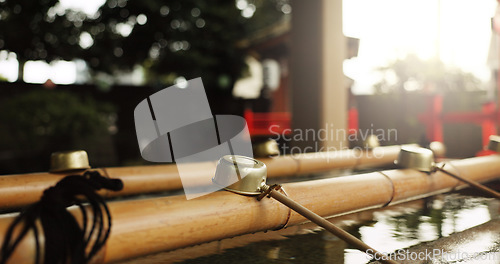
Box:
[253,139,280,157]
[213,155,267,195]
[50,150,91,173]
[395,146,435,172]
[487,135,500,153]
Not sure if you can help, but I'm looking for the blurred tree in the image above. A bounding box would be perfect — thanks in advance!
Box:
[84,0,248,91]
[374,54,483,94]
[0,0,290,91]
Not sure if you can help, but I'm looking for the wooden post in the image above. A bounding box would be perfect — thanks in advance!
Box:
[291,0,347,152]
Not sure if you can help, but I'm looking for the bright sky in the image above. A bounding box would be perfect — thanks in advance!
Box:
[343,0,497,94]
[0,0,497,91]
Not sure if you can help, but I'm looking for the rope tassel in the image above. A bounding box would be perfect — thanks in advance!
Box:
[0,171,123,264]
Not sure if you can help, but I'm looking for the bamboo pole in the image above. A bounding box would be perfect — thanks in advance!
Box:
[0,144,414,209]
[118,199,426,264]
[0,155,498,263]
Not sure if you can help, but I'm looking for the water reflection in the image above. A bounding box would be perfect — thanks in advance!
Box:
[347,194,496,262]
[180,193,498,264]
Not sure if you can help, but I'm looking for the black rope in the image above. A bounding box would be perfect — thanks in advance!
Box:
[0,170,123,264]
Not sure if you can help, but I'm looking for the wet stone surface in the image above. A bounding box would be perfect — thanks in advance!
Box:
[373,219,500,263]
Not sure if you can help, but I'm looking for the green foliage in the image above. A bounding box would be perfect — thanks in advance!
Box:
[83,0,246,90]
[0,0,87,61]
[0,90,115,171]
[374,54,483,94]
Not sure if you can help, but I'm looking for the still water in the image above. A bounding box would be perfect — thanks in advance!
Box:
[179,192,499,264]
